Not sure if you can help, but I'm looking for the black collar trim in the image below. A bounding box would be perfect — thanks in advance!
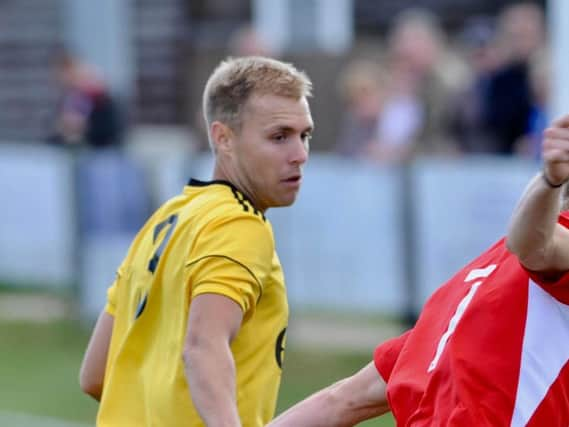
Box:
[188,178,265,220]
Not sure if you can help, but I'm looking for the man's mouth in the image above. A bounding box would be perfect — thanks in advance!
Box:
[283,175,302,183]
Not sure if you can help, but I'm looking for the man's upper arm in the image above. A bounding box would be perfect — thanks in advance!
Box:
[185,293,244,349]
[79,310,114,400]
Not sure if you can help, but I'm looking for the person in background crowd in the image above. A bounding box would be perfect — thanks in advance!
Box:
[49,50,123,149]
[381,8,466,160]
[483,2,546,154]
[334,59,385,158]
[515,48,551,161]
[450,16,503,153]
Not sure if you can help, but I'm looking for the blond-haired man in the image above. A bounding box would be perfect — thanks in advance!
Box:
[79,56,314,427]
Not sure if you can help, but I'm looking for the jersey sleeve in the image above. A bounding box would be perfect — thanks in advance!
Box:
[105,264,127,316]
[526,269,569,288]
[373,329,412,382]
[523,212,569,290]
[187,213,273,318]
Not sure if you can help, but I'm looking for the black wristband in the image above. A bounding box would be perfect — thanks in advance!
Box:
[542,171,565,188]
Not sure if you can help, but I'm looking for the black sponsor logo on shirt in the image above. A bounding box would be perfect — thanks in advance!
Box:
[275,327,287,369]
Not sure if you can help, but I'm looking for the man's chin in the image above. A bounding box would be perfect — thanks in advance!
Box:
[270,197,297,209]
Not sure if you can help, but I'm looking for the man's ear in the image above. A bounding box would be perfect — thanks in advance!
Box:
[210,121,234,154]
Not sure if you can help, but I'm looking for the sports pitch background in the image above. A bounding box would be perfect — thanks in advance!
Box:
[0,313,395,426]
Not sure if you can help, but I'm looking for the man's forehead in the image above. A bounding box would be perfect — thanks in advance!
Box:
[245,93,309,113]
[244,94,312,125]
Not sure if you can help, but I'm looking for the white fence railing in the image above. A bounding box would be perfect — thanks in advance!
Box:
[0,143,537,318]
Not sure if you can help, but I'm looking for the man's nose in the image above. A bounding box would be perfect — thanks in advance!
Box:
[290,136,309,165]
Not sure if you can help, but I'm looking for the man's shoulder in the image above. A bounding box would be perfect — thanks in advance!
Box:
[183,187,275,266]
[176,190,271,251]
[192,190,267,228]
[185,181,267,223]
[429,238,514,294]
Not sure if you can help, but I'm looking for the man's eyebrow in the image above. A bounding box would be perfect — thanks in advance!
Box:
[266,125,295,133]
[266,125,314,133]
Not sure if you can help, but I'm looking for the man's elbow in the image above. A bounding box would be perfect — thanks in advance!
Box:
[182,340,202,373]
[505,234,516,255]
[79,371,103,401]
[182,336,197,366]
[506,236,548,270]
[183,330,213,367]
[505,229,529,257]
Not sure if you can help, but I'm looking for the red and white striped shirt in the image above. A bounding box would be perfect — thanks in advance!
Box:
[374,213,569,426]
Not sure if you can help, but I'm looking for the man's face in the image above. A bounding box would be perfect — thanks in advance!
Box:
[229,93,313,211]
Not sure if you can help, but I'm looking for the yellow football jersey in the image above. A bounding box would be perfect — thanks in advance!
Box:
[97,179,289,427]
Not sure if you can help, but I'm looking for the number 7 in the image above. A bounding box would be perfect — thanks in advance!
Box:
[147,214,179,274]
[427,264,497,372]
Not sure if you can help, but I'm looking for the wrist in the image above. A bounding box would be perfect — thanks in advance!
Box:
[541,170,566,189]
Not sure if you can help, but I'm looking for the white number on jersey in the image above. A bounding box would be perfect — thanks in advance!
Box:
[428,264,497,373]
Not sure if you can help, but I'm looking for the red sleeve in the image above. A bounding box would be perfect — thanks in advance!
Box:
[526,268,569,306]
[558,211,569,228]
[523,211,569,303]
[527,269,569,288]
[530,213,569,286]
[373,329,412,383]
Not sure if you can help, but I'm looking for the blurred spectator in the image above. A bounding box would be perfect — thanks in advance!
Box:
[515,48,551,161]
[334,56,424,165]
[228,25,275,58]
[76,150,151,234]
[193,25,278,153]
[334,59,385,158]
[483,2,546,154]
[48,50,124,149]
[450,17,503,153]
[336,9,467,165]
[382,8,466,159]
[47,51,147,234]
[366,65,423,165]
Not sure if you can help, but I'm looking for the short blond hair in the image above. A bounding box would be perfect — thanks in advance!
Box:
[203,56,312,136]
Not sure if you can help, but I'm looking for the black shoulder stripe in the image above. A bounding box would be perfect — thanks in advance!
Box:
[188,178,266,221]
[231,188,266,221]
[231,188,249,212]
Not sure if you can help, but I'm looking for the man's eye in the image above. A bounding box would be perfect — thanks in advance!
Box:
[273,134,286,142]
